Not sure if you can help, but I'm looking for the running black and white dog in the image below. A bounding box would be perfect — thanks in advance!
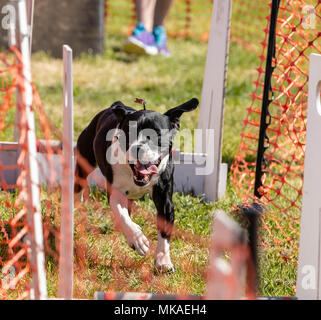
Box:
[74,98,199,271]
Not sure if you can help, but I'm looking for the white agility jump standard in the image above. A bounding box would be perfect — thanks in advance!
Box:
[58,45,74,300]
[13,0,34,141]
[197,0,231,202]
[297,53,321,300]
[16,0,47,300]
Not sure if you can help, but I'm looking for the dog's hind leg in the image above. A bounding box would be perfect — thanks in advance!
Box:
[109,187,149,256]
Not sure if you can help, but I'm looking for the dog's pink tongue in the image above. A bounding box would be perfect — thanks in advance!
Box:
[136,162,158,175]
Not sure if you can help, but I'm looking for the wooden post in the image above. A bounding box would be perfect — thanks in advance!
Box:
[197,0,231,202]
[17,0,47,300]
[58,45,74,300]
[297,53,321,300]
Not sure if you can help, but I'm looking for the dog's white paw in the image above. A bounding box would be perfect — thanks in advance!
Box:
[123,222,149,256]
[154,252,175,273]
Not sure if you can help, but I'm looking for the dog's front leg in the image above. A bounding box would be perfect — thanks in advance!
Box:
[109,188,149,256]
[152,183,175,272]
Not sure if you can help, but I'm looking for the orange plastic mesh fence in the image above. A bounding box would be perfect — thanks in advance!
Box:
[0,47,31,300]
[0,45,68,299]
[230,0,321,271]
[104,0,269,49]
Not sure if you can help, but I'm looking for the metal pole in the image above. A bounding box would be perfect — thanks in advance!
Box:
[242,203,262,297]
[245,0,280,297]
[254,0,280,199]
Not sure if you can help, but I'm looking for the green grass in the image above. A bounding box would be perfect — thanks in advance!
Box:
[23,35,297,298]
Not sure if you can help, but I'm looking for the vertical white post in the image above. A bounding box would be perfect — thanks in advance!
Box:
[58,45,74,300]
[297,53,321,300]
[14,0,34,141]
[17,0,47,300]
[26,0,34,54]
[197,0,232,202]
[8,0,17,47]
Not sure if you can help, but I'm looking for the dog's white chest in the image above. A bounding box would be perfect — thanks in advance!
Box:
[112,164,158,199]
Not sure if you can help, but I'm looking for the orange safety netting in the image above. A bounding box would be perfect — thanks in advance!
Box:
[0,47,31,300]
[231,0,321,268]
[0,45,66,299]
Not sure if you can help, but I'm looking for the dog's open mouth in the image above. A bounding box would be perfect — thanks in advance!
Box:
[130,159,161,186]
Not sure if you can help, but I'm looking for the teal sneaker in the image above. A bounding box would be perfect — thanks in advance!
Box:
[153,26,171,57]
[124,22,158,55]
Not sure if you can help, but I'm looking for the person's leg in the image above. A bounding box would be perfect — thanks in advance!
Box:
[124,0,174,56]
[153,0,174,28]
[152,0,174,57]
[123,0,158,55]
[135,0,156,32]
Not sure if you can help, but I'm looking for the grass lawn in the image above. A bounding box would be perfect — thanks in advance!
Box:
[1,1,299,298]
[30,32,297,298]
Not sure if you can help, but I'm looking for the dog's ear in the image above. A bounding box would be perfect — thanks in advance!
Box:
[111,101,135,122]
[164,98,199,129]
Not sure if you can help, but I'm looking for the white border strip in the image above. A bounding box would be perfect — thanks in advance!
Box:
[197,0,232,202]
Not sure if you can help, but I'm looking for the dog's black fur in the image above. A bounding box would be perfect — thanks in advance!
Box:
[75,98,198,269]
